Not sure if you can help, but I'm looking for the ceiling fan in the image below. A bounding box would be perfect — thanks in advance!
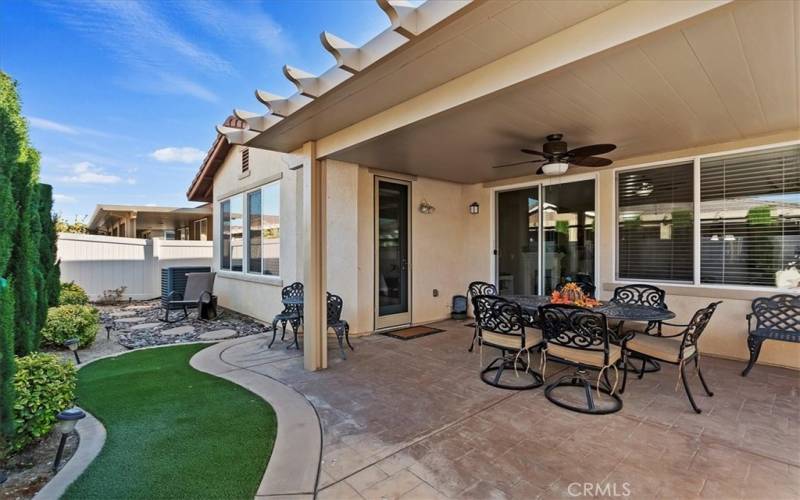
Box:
[492,134,616,175]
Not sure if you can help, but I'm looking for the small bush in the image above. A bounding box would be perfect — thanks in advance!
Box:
[11,352,76,452]
[41,304,99,348]
[59,281,89,305]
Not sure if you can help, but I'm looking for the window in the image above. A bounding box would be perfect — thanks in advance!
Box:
[220,197,243,270]
[220,180,280,277]
[194,219,208,241]
[164,230,175,240]
[700,145,800,287]
[616,143,800,289]
[246,181,280,276]
[617,163,694,282]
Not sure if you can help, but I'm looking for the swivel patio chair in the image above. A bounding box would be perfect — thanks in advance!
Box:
[622,301,721,414]
[472,295,544,390]
[610,283,667,334]
[539,304,625,414]
[269,282,303,349]
[610,284,668,374]
[162,272,216,323]
[467,281,498,352]
[327,292,354,360]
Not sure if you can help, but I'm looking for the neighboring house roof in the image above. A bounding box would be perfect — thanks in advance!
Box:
[187,115,247,203]
[89,204,212,231]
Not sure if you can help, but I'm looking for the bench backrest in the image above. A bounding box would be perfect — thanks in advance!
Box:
[751,294,800,334]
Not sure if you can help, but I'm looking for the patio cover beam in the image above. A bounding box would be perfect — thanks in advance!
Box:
[302,141,327,371]
[315,0,731,159]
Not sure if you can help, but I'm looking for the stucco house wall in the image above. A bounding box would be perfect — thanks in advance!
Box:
[208,134,799,369]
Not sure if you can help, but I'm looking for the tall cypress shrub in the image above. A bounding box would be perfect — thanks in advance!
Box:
[9,117,40,355]
[0,71,21,445]
[38,184,60,308]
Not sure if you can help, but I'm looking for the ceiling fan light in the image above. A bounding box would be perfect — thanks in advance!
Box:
[542,162,569,175]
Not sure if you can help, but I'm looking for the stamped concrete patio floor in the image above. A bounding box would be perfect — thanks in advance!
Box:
[221,320,799,499]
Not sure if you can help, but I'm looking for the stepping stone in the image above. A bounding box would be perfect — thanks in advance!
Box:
[198,329,237,341]
[130,322,162,331]
[115,317,146,324]
[161,325,194,336]
[109,311,137,318]
[125,305,152,310]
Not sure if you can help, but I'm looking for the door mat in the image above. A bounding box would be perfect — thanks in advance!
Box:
[381,325,445,340]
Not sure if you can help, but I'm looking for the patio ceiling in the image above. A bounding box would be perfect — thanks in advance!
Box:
[326,0,800,184]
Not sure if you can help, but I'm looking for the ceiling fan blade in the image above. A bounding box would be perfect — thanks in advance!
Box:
[567,144,616,157]
[571,156,613,167]
[520,148,548,157]
[492,159,544,169]
[536,166,544,175]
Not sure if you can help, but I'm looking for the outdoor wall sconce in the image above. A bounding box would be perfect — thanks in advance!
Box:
[64,338,81,364]
[419,200,435,215]
[53,407,86,471]
[469,202,480,215]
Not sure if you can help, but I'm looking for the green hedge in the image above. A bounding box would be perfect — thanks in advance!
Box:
[41,305,99,349]
[59,282,89,305]
[11,352,76,452]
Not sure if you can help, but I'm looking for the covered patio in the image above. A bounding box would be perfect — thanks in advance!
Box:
[213,325,799,498]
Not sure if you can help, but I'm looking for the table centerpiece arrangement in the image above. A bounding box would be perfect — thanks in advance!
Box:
[550,282,600,308]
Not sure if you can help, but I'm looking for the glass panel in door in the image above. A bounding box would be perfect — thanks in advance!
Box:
[542,179,596,294]
[497,187,540,295]
[376,180,410,327]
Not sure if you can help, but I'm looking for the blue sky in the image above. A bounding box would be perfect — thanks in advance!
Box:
[1,0,393,220]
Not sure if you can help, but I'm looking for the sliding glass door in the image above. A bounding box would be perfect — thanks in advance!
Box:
[542,180,595,294]
[496,178,595,295]
[497,187,540,295]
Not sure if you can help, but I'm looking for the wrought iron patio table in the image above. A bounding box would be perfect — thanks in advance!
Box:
[506,295,676,371]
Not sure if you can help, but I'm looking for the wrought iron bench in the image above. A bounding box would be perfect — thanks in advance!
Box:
[742,294,800,376]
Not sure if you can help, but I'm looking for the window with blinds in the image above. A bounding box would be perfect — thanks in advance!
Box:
[700,145,800,287]
[617,162,694,282]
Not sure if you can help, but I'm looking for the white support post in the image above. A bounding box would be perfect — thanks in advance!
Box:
[302,141,327,371]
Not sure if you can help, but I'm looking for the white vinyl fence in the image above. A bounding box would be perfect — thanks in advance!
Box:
[57,233,213,300]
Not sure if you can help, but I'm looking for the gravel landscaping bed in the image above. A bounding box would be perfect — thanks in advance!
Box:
[100,300,268,349]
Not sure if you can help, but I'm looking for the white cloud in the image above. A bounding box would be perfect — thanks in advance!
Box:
[53,194,77,203]
[28,117,78,134]
[177,0,293,56]
[27,116,127,140]
[40,0,232,101]
[150,147,206,164]
[58,162,122,184]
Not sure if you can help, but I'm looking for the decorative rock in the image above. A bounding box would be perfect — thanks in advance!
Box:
[115,317,146,324]
[109,311,137,318]
[161,326,194,336]
[198,329,237,341]
[129,322,162,331]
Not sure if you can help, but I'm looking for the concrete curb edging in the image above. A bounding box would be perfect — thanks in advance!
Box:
[33,409,106,500]
[190,337,321,499]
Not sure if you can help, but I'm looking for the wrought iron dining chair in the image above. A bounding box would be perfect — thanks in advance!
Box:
[269,282,303,349]
[472,295,544,390]
[539,304,626,414]
[555,274,596,298]
[327,292,353,360]
[467,281,498,352]
[610,284,667,334]
[622,301,721,414]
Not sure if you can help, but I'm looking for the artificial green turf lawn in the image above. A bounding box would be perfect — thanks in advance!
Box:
[65,344,277,500]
